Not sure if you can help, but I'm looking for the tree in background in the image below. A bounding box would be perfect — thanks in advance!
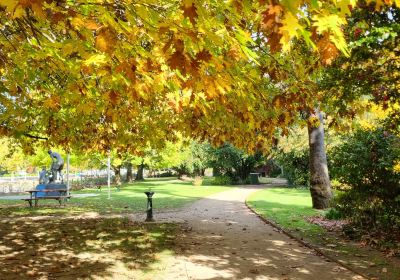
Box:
[0,138,28,174]
[207,143,265,183]
[173,141,211,178]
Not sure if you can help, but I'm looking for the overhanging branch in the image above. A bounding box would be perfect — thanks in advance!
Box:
[23,133,48,140]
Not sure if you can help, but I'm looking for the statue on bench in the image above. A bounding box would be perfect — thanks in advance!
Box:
[25,150,68,207]
[38,150,65,184]
[48,150,64,183]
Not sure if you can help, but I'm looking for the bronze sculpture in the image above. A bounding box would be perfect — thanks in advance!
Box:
[48,150,64,183]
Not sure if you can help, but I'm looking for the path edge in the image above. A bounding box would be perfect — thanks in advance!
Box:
[244,194,370,280]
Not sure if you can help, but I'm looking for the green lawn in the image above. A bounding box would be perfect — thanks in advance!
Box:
[247,187,324,234]
[247,187,400,280]
[0,177,231,217]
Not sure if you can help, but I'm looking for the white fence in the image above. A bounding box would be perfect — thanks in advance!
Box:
[0,180,37,193]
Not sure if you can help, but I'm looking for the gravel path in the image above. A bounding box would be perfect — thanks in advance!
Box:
[142,185,365,280]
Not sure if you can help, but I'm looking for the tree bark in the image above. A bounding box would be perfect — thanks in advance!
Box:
[112,165,122,186]
[126,162,133,182]
[307,110,332,209]
[135,160,145,181]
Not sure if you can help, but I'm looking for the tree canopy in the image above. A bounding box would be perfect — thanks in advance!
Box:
[0,1,399,154]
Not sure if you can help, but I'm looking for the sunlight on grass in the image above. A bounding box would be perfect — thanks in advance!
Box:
[0,178,230,217]
[247,187,400,280]
[0,218,178,279]
[247,187,323,234]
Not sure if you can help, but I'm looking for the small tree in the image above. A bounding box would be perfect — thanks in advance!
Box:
[208,143,264,183]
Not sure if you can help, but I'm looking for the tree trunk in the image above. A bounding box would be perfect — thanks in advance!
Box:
[112,165,122,186]
[126,162,133,182]
[307,110,332,209]
[135,160,145,181]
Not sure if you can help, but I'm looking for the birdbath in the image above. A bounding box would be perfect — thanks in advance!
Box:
[144,191,155,222]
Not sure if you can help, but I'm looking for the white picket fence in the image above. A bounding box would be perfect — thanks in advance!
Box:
[0,180,37,193]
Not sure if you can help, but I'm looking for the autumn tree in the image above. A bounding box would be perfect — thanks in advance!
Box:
[0,0,399,209]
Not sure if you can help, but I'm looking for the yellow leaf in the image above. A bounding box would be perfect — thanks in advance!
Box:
[43,96,60,109]
[312,14,349,55]
[83,54,108,66]
[279,12,302,51]
[0,0,24,18]
[95,28,117,54]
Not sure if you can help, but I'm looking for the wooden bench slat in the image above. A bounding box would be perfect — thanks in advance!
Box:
[22,196,71,200]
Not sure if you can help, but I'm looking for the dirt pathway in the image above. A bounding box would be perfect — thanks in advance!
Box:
[143,185,365,280]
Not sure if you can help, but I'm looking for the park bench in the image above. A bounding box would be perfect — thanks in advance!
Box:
[22,185,70,207]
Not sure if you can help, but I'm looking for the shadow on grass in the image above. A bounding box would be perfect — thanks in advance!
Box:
[0,218,176,279]
[1,185,399,280]
[0,178,233,218]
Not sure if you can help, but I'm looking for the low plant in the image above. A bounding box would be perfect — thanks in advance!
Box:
[211,175,232,186]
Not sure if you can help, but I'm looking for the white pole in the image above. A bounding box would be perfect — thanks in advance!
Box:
[66,154,70,195]
[107,152,111,199]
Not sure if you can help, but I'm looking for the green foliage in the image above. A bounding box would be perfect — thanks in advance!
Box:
[321,7,400,133]
[173,141,211,177]
[211,175,233,186]
[329,128,400,234]
[324,207,343,220]
[207,143,265,183]
[275,149,310,187]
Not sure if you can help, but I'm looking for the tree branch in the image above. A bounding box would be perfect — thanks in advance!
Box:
[23,133,48,140]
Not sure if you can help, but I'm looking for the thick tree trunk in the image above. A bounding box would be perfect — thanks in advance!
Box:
[126,162,133,182]
[135,160,145,181]
[112,165,122,186]
[307,110,332,209]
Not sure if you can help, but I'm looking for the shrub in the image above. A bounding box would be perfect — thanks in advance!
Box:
[329,128,400,234]
[211,175,232,186]
[324,207,343,220]
[275,149,310,187]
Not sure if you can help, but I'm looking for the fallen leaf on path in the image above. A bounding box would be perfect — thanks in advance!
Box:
[326,244,338,248]
[249,268,259,274]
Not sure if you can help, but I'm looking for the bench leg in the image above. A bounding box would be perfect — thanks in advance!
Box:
[28,200,32,208]
[35,199,38,207]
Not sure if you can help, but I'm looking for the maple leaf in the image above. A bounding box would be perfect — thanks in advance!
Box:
[261,5,284,52]
[168,51,189,75]
[107,91,120,105]
[279,12,303,51]
[196,50,212,62]
[317,34,339,65]
[95,27,117,54]
[181,1,198,26]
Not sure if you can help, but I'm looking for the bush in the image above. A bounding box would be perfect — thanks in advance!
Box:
[211,175,232,186]
[329,128,400,234]
[324,207,343,220]
[275,149,310,187]
[158,171,175,177]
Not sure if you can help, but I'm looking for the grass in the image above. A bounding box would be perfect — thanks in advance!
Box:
[247,187,324,235]
[0,217,180,279]
[0,177,231,217]
[247,186,400,280]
